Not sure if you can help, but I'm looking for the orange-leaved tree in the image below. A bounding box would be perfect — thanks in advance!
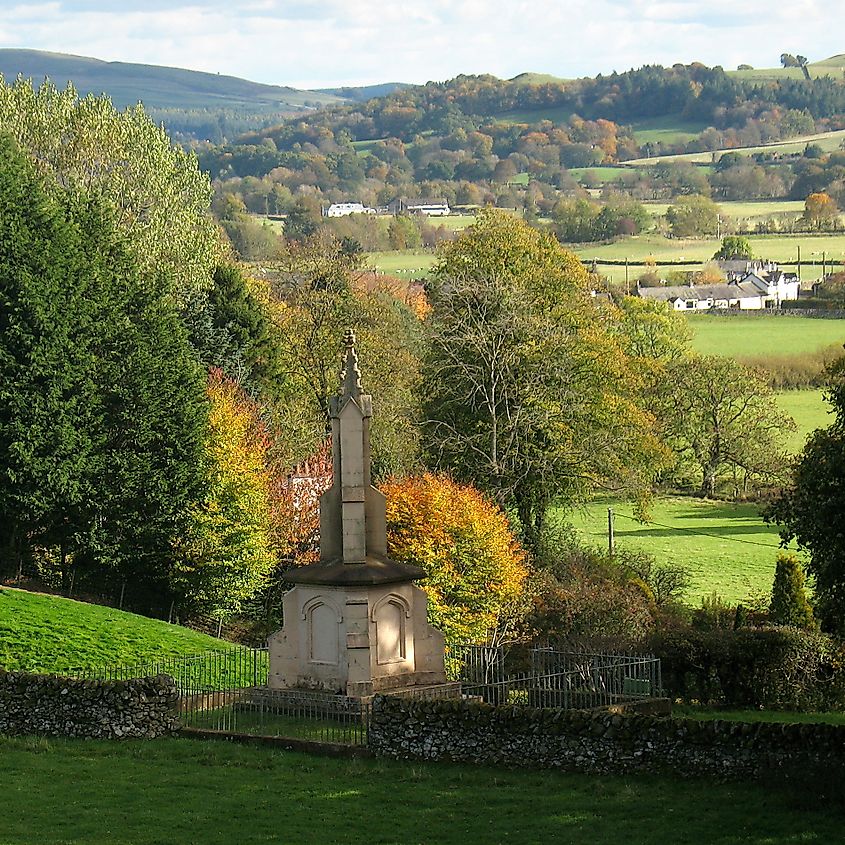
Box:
[381,473,529,645]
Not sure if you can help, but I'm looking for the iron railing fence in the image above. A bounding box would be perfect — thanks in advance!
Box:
[69,647,269,692]
[64,644,662,745]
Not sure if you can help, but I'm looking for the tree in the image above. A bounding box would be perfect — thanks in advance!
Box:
[0,77,222,305]
[713,235,753,260]
[381,473,529,645]
[803,192,839,230]
[666,195,723,237]
[421,209,668,540]
[0,135,209,607]
[174,371,276,616]
[767,358,845,633]
[662,355,795,497]
[769,553,815,630]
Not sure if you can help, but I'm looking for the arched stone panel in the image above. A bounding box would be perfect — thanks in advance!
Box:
[372,594,410,665]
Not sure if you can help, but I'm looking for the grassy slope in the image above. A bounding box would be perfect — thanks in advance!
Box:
[730,54,845,81]
[623,129,845,166]
[0,587,233,673]
[1,737,842,845]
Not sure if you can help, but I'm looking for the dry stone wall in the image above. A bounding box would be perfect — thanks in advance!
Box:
[0,669,179,739]
[369,695,845,779]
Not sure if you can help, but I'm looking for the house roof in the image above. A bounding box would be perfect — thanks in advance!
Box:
[638,283,761,302]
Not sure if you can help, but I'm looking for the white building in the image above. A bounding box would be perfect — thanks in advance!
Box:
[325,202,376,217]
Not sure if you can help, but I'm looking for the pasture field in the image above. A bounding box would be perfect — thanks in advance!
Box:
[628,115,708,145]
[1,736,841,845]
[565,496,790,606]
[686,314,845,358]
[495,104,573,124]
[642,200,806,223]
[623,129,845,166]
[774,388,833,453]
[730,55,845,82]
[0,587,235,674]
[368,249,437,277]
[569,166,639,182]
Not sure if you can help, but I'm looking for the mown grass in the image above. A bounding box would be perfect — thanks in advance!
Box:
[0,587,235,674]
[565,497,790,606]
[0,736,842,844]
[774,389,833,452]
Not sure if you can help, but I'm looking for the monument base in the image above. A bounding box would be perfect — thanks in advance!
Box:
[267,573,449,698]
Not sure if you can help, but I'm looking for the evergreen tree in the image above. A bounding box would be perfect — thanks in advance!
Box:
[769,553,816,630]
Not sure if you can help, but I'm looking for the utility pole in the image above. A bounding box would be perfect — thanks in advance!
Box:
[607,507,615,558]
[797,245,801,281]
[625,258,629,294]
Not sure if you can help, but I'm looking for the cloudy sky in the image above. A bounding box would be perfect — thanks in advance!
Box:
[0,1,841,89]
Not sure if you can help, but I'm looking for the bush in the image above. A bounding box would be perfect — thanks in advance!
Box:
[651,624,845,710]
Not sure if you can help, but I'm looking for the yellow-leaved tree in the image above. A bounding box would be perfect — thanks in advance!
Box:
[381,473,529,645]
[175,370,276,615]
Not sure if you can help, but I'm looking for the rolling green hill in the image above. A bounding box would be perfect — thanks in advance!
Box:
[0,587,236,674]
[730,54,845,81]
[0,48,344,112]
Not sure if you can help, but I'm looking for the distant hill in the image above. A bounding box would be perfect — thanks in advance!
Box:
[730,53,845,81]
[315,82,409,102]
[0,48,344,112]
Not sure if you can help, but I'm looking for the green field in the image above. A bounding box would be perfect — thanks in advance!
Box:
[642,200,806,223]
[623,129,845,166]
[566,497,790,605]
[686,314,845,358]
[774,389,833,453]
[629,115,708,145]
[1,736,841,844]
[0,588,234,674]
[569,166,641,183]
[730,55,845,82]
[368,250,437,277]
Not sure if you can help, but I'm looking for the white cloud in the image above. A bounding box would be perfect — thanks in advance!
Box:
[0,0,841,88]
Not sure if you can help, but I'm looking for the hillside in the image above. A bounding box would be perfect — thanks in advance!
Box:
[0,587,235,674]
[730,54,845,81]
[0,48,343,111]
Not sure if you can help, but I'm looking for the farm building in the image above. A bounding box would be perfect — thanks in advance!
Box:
[387,197,451,216]
[637,261,800,311]
[325,202,376,217]
[637,282,766,311]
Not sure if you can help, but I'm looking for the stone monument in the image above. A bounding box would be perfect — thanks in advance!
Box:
[268,330,452,698]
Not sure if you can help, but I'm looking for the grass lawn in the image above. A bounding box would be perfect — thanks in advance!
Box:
[642,200,806,222]
[0,587,235,674]
[686,314,845,358]
[564,497,790,606]
[0,736,842,844]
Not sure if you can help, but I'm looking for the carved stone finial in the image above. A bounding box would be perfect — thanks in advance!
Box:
[340,328,363,399]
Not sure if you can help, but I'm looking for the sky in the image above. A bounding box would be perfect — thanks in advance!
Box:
[0,0,842,90]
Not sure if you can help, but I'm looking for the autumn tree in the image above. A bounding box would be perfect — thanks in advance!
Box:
[382,473,529,644]
[421,209,668,541]
[662,355,795,497]
[174,371,276,616]
[803,192,839,230]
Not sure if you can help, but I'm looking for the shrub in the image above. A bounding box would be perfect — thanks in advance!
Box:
[651,624,845,710]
